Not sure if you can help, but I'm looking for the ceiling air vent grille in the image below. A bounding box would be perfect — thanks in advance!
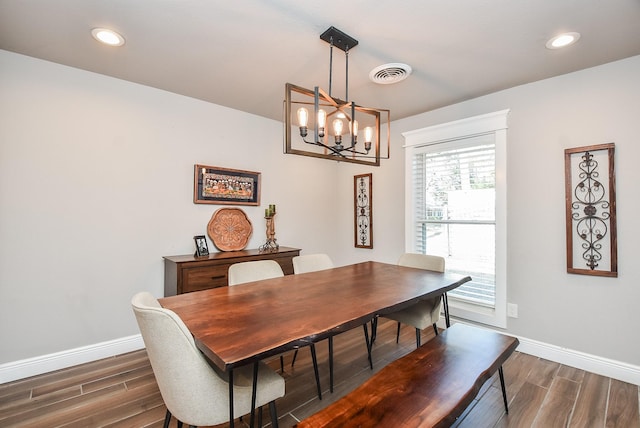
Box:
[369,63,412,84]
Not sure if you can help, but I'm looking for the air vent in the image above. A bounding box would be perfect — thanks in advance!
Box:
[369,63,412,84]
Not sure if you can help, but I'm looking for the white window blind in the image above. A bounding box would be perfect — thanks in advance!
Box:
[412,136,496,307]
[403,109,508,328]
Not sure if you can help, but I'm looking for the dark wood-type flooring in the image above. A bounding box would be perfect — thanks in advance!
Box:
[1,319,638,427]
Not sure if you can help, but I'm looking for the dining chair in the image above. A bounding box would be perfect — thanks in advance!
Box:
[292,254,374,393]
[131,291,285,428]
[380,253,446,348]
[228,260,324,400]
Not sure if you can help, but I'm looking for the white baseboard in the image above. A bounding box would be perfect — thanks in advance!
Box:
[515,335,640,386]
[0,334,145,384]
[439,318,640,386]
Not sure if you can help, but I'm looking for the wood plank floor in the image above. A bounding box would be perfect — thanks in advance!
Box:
[1,319,638,427]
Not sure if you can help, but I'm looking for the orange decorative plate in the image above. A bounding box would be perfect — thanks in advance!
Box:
[207,208,253,251]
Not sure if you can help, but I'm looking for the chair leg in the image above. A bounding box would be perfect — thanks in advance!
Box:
[280,355,284,372]
[291,349,298,367]
[163,409,171,428]
[396,322,401,343]
[415,328,421,348]
[269,400,280,428]
[177,421,183,428]
[309,343,322,400]
[499,366,509,414]
[433,323,439,336]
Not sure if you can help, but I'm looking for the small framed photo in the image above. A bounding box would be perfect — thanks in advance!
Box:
[194,235,209,257]
[194,164,261,205]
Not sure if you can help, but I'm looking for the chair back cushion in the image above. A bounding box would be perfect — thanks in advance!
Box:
[292,253,334,274]
[397,253,445,273]
[228,260,284,285]
[131,292,230,425]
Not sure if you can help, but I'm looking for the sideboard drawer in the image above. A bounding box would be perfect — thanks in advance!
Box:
[181,265,229,293]
[163,247,301,296]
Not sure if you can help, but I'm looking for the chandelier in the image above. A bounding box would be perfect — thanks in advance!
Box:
[284,27,390,166]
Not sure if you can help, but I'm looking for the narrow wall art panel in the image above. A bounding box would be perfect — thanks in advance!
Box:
[564,143,617,277]
[354,173,373,248]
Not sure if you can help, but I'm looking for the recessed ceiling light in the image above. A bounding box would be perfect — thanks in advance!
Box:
[91,28,125,46]
[546,32,580,50]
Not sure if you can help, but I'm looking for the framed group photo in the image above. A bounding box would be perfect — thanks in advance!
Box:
[194,164,261,206]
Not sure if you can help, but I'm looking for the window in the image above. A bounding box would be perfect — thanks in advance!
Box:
[403,110,509,328]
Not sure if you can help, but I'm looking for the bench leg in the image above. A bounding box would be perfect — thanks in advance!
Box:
[499,366,509,414]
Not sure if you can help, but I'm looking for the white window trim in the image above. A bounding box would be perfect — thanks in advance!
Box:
[403,109,509,329]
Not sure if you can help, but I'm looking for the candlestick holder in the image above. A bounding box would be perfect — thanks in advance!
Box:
[259,205,279,252]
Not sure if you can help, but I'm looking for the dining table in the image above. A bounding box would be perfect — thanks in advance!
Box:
[159,260,471,427]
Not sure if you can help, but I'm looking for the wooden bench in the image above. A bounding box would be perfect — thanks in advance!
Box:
[294,323,519,428]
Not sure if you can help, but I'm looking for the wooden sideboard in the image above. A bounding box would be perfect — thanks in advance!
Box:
[163,247,301,296]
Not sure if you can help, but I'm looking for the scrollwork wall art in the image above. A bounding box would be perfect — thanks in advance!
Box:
[354,173,373,248]
[564,143,617,277]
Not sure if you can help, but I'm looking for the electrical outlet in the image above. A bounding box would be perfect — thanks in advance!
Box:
[507,303,518,318]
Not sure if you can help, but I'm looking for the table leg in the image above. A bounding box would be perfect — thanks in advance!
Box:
[442,292,451,327]
[362,323,373,369]
[250,361,258,428]
[228,368,234,428]
[499,366,509,413]
[328,336,334,393]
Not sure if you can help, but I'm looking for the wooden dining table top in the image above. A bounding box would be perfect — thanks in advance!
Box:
[159,261,471,372]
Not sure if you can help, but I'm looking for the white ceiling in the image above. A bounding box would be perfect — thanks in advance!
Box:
[2,0,640,122]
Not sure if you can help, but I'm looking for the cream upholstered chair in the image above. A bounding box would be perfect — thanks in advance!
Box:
[292,254,373,393]
[131,291,284,428]
[382,253,446,348]
[292,253,333,274]
[228,260,323,400]
[228,259,285,286]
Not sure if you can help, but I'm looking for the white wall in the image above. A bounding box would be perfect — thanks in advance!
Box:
[0,50,366,365]
[2,48,639,380]
[392,55,640,368]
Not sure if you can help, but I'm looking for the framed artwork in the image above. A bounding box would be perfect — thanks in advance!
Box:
[194,164,261,205]
[564,143,617,277]
[354,173,373,248]
[193,235,209,257]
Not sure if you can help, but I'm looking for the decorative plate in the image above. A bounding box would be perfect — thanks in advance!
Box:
[207,208,253,251]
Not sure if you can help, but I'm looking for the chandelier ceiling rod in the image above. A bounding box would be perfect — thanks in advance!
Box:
[321,26,358,101]
[283,26,390,166]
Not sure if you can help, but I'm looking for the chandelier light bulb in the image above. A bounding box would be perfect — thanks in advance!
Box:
[297,108,309,127]
[317,109,327,138]
[352,120,359,137]
[333,119,343,136]
[364,126,373,143]
[317,109,327,128]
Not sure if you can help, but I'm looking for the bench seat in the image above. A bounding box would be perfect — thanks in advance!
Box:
[295,323,519,428]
